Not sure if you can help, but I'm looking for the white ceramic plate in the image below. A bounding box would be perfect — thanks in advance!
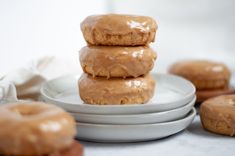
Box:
[71,96,196,124]
[40,73,196,114]
[75,108,196,142]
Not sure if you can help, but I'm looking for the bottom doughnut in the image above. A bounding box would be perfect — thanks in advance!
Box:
[78,74,155,105]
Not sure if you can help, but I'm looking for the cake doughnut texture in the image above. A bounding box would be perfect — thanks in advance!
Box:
[200,95,235,136]
[81,14,157,46]
[78,74,155,105]
[169,60,231,90]
[79,46,157,78]
[0,102,76,156]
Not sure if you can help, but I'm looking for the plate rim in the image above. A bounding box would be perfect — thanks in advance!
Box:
[76,108,196,127]
[71,96,196,118]
[75,108,196,142]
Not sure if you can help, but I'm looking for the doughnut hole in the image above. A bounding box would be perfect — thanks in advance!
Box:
[9,104,47,116]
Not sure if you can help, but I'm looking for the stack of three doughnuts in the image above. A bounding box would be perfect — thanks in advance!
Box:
[78,14,157,105]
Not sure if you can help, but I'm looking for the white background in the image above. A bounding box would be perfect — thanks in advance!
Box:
[1,0,235,75]
[110,0,235,73]
[0,0,108,75]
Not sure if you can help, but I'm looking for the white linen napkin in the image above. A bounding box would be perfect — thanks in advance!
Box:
[0,80,18,104]
[0,56,79,103]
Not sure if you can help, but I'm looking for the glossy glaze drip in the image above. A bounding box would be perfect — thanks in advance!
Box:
[169,60,231,80]
[78,74,155,104]
[81,14,157,35]
[79,46,157,78]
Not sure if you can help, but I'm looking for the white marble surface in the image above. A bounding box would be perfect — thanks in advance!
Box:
[79,115,235,156]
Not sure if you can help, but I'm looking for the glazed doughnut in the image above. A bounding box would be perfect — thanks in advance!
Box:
[0,102,76,156]
[79,46,157,78]
[169,60,231,90]
[81,14,157,46]
[78,73,155,105]
[196,87,235,102]
[200,95,235,136]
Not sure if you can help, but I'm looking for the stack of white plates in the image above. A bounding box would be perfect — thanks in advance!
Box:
[40,74,196,142]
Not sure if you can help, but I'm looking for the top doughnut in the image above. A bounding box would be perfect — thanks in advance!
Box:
[80,14,157,46]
